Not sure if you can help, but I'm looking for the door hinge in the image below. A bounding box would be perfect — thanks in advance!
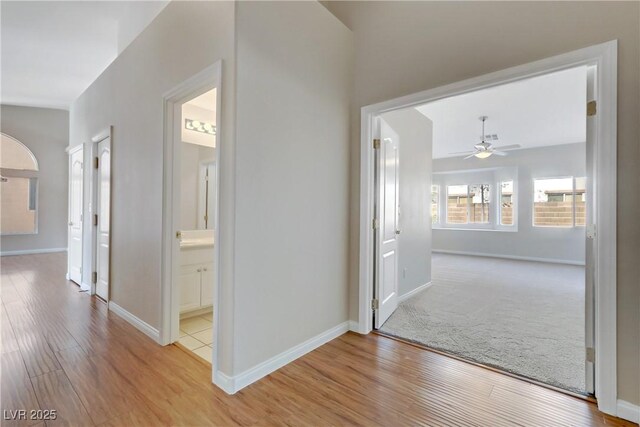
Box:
[92,271,97,284]
[371,299,379,310]
[176,230,182,239]
[93,214,98,226]
[373,138,380,149]
[372,218,379,230]
[94,157,99,169]
[586,347,595,363]
[587,100,597,117]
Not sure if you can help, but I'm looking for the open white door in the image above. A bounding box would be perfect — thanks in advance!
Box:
[584,66,596,395]
[95,137,111,301]
[67,146,83,285]
[374,118,400,328]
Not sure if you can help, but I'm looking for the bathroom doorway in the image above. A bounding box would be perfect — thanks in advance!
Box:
[175,88,217,362]
[161,63,221,373]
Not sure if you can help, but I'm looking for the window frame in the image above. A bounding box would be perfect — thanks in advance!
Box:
[444,183,493,230]
[0,133,39,236]
[532,176,585,228]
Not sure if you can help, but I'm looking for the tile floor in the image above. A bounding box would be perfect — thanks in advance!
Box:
[178,313,213,363]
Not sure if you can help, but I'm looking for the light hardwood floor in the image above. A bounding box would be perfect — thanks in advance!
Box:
[1,253,635,426]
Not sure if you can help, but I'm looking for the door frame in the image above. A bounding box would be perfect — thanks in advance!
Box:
[66,144,84,288]
[160,61,222,384]
[356,41,617,415]
[90,127,113,299]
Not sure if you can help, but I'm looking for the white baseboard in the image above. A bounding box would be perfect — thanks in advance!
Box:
[432,249,585,266]
[348,320,361,333]
[108,301,160,344]
[215,321,350,394]
[617,400,640,423]
[80,281,91,292]
[0,247,67,257]
[213,371,235,395]
[398,281,433,303]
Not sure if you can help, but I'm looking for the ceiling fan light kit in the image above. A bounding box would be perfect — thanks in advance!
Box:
[452,116,520,160]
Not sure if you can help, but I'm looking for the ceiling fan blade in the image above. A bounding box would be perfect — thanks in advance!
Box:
[448,150,474,155]
[494,144,521,151]
[492,150,508,156]
[463,153,477,160]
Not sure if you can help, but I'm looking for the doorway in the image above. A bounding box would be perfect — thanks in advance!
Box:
[376,66,591,395]
[358,42,617,414]
[160,63,222,376]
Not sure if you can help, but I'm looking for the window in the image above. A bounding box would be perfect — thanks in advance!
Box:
[1,133,39,234]
[469,184,490,224]
[500,181,514,225]
[533,177,585,227]
[447,185,468,224]
[574,177,586,226]
[446,184,490,225]
[431,185,439,224]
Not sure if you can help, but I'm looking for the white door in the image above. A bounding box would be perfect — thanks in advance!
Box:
[180,265,201,313]
[374,119,400,328]
[67,147,83,285]
[95,138,111,300]
[584,68,596,394]
[200,262,214,306]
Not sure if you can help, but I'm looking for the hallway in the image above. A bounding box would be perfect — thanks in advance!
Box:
[1,253,632,426]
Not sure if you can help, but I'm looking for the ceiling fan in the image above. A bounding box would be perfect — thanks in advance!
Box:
[453,116,520,159]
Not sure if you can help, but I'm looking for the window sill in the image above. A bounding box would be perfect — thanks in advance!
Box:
[433,227,518,233]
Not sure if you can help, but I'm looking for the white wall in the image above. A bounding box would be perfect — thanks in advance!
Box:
[233,1,352,375]
[70,0,352,381]
[432,143,586,264]
[69,1,237,373]
[1,105,68,254]
[381,108,433,296]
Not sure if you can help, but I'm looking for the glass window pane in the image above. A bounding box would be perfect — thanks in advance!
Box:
[431,185,439,224]
[469,184,490,224]
[575,177,586,226]
[447,185,468,224]
[1,177,37,234]
[534,178,573,226]
[500,181,513,225]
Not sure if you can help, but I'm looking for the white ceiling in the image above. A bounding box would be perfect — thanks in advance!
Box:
[186,89,217,113]
[1,1,169,110]
[417,66,587,159]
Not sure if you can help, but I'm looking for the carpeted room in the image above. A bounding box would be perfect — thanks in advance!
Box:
[377,65,591,396]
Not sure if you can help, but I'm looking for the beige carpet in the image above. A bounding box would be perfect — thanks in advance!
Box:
[380,253,586,393]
